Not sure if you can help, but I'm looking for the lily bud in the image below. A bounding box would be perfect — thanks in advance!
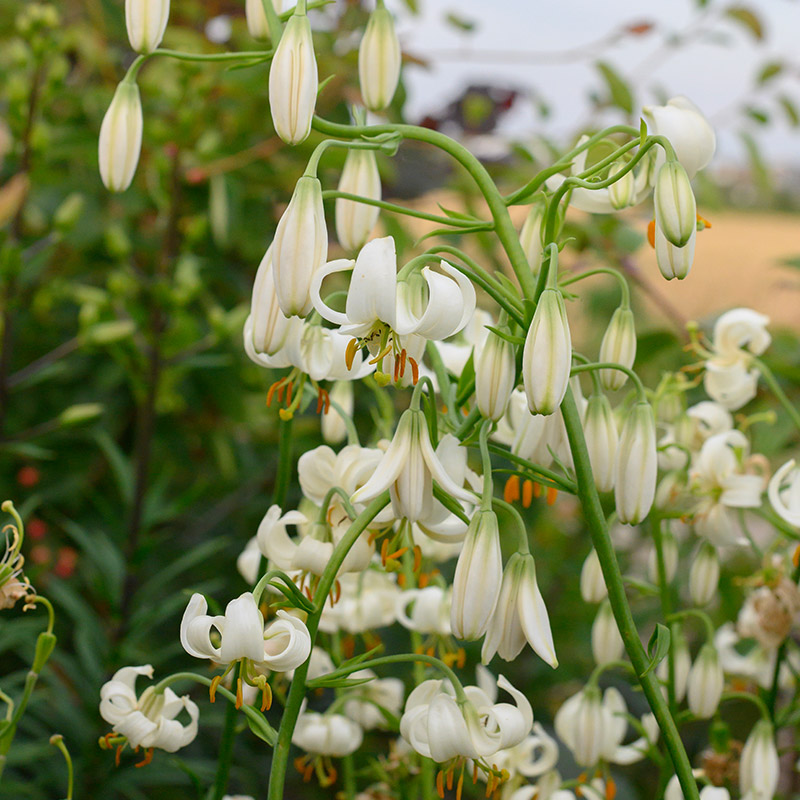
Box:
[247,245,294,356]
[269,11,317,144]
[475,328,516,421]
[599,306,636,391]
[451,509,502,641]
[98,81,143,192]
[322,381,353,444]
[580,549,607,603]
[555,685,605,767]
[519,201,545,276]
[358,4,401,112]
[335,148,381,251]
[246,0,281,40]
[608,161,635,210]
[655,224,695,281]
[583,393,618,492]
[689,542,719,606]
[592,600,624,665]
[687,643,723,719]
[739,719,779,800]
[654,161,696,248]
[647,529,678,584]
[125,0,170,53]
[272,176,327,317]
[522,288,572,416]
[614,401,657,525]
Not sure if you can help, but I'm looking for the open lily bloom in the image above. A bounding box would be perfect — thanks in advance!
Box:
[400,673,532,763]
[100,665,198,752]
[396,586,452,636]
[258,610,312,673]
[319,570,401,634]
[311,236,476,358]
[351,407,475,523]
[292,710,363,756]
[768,459,800,527]
[343,669,405,730]
[554,686,657,768]
[715,623,798,689]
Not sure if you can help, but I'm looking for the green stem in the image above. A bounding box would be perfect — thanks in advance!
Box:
[154,48,272,63]
[49,735,74,800]
[266,494,390,800]
[560,387,699,800]
[561,266,631,307]
[766,559,800,719]
[651,514,677,716]
[211,661,243,800]
[273,415,294,507]
[491,497,529,553]
[424,341,459,429]
[753,357,800,434]
[721,691,771,721]
[312,116,537,303]
[486,443,576,493]
[570,362,646,400]
[667,609,716,643]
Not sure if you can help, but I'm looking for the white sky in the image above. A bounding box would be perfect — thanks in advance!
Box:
[394,0,800,167]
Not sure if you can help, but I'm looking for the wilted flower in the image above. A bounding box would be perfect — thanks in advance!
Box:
[98,81,143,192]
[737,578,800,650]
[100,665,198,752]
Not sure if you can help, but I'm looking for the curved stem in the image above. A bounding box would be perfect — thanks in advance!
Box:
[49,735,74,800]
[312,116,537,304]
[753,357,800,434]
[491,497,529,553]
[560,387,699,800]
[561,266,631,307]
[570,362,646,400]
[721,691,771,722]
[267,494,390,800]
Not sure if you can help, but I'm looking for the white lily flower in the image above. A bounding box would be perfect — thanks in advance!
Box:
[490,722,559,780]
[236,536,261,584]
[481,552,557,668]
[642,96,716,179]
[658,401,733,471]
[272,175,327,318]
[343,669,404,730]
[493,389,559,466]
[591,600,624,665]
[614,401,657,525]
[358,3,401,111]
[99,665,198,752]
[580,549,607,604]
[400,673,532,762]
[715,623,790,689]
[435,308,493,376]
[647,529,678,584]
[739,719,779,800]
[666,776,730,800]
[351,406,474,523]
[396,586,452,635]
[259,610,311,672]
[320,570,400,634]
[180,592,265,664]
[268,11,317,144]
[687,643,724,719]
[599,306,636,391]
[769,459,800,527]
[475,326,516,422]
[292,710,363,756]
[312,236,476,345]
[554,686,656,768]
[98,81,143,192]
[125,0,170,53]
[336,148,381,251]
[522,288,572,416]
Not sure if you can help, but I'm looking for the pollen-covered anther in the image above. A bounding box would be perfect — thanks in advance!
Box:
[522,479,534,508]
[134,747,154,768]
[504,475,521,504]
[209,674,222,703]
[408,356,420,385]
[345,338,359,371]
[647,218,656,248]
[261,682,273,711]
[546,487,558,506]
[413,544,422,573]
[436,769,445,799]
[115,744,123,766]
[235,677,243,709]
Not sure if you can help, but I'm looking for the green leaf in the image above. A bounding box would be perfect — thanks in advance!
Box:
[444,12,476,32]
[745,107,769,125]
[725,6,764,40]
[595,61,634,113]
[757,61,783,84]
[456,352,474,399]
[245,712,277,746]
[778,95,799,127]
[739,131,771,195]
[642,623,671,677]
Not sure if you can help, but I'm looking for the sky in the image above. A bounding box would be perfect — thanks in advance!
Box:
[393,0,800,167]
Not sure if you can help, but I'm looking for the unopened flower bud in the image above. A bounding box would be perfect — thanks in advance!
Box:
[687,643,723,719]
[592,600,624,664]
[614,401,657,525]
[475,328,516,421]
[125,0,170,53]
[272,176,327,317]
[269,11,317,144]
[689,542,719,606]
[98,81,143,192]
[451,509,502,640]
[647,530,678,584]
[335,148,381,251]
[519,201,545,276]
[599,306,636,391]
[247,245,294,355]
[739,719,779,800]
[580,549,607,603]
[522,288,572,416]
[583,393,618,493]
[358,4,401,112]
[654,161,696,248]
[557,685,605,767]
[608,161,635,210]
[655,224,695,281]
[246,0,281,40]
[322,381,353,444]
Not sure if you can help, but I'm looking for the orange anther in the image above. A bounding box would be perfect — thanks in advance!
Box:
[397,573,407,588]
[456,770,464,800]
[522,479,534,508]
[647,218,656,249]
[387,546,408,561]
[345,338,359,371]
[446,767,454,791]
[380,538,390,566]
[261,682,273,711]
[399,348,407,378]
[456,647,466,668]
[285,381,293,406]
[472,763,479,784]
[369,343,393,365]
[419,572,430,588]
[408,356,420,385]
[546,486,558,506]
[413,545,422,573]
[294,756,307,774]
[606,778,617,800]
[316,389,324,414]
[209,674,222,703]
[533,481,542,498]
[436,769,445,799]
[115,744,123,766]
[334,579,342,604]
[235,677,243,709]
[504,475,520,504]
[697,213,712,229]
[303,763,314,782]
[266,379,283,407]
[793,544,800,569]
[426,645,435,657]
[134,747,154,768]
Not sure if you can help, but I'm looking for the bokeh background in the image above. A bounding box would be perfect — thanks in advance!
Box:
[1,0,799,797]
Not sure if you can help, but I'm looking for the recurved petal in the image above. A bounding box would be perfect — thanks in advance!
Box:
[261,610,312,671]
[180,593,222,661]
[345,236,398,328]
[219,593,265,664]
[517,557,558,668]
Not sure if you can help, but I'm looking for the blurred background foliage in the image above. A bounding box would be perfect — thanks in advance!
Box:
[0,0,799,797]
